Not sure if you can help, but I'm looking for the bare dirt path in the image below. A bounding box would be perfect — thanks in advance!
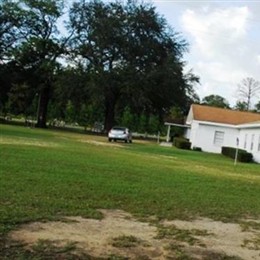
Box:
[9,209,260,259]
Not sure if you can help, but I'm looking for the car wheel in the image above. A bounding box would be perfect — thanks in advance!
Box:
[108,138,112,142]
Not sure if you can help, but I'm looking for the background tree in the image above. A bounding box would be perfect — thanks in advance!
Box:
[0,62,16,113]
[0,0,25,112]
[183,69,200,110]
[165,106,185,124]
[237,77,260,111]
[50,64,106,129]
[202,94,230,108]
[1,0,66,128]
[0,0,23,61]
[1,0,199,132]
[234,101,247,111]
[69,0,196,131]
[255,101,260,112]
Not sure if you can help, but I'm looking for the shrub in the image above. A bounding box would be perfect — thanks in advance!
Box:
[221,146,253,163]
[173,137,191,150]
[238,152,253,163]
[193,147,202,152]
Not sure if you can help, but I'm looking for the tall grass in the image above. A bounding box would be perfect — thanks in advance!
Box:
[0,124,260,235]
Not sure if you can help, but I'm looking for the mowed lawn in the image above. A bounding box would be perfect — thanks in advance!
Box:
[0,124,260,235]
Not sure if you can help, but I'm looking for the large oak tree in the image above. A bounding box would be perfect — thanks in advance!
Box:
[1,0,199,130]
[68,0,195,131]
[1,0,66,127]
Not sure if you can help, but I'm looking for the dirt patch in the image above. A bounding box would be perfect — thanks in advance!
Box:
[0,137,58,147]
[163,218,260,260]
[80,140,126,148]
[9,209,260,259]
[10,210,163,259]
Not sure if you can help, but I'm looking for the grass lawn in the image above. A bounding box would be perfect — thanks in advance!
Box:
[1,123,260,233]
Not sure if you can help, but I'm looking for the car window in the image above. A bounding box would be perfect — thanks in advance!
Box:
[113,127,126,131]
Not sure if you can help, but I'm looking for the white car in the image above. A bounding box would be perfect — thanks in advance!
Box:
[108,126,132,143]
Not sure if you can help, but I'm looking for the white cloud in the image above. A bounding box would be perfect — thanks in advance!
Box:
[196,62,246,84]
[257,55,260,64]
[153,1,260,106]
[180,5,259,105]
[182,6,250,59]
[194,61,248,104]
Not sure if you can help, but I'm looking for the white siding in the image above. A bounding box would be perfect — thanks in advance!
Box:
[185,106,260,163]
[184,128,191,139]
[189,121,239,153]
[239,128,260,163]
[258,135,260,152]
[189,121,200,148]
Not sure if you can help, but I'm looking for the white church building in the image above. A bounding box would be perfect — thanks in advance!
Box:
[186,104,260,163]
[165,104,260,163]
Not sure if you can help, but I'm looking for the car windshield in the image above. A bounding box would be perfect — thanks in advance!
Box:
[112,127,126,131]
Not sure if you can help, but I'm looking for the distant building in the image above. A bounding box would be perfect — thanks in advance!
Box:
[185,104,260,163]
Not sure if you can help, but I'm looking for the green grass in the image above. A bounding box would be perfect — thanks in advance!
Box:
[1,124,260,237]
[112,235,140,248]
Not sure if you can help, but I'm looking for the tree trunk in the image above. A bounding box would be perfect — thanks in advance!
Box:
[35,86,50,128]
[104,94,116,132]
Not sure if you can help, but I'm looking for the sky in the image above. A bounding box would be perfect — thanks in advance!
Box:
[151,0,260,107]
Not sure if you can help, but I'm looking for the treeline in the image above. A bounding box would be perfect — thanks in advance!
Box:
[0,0,199,133]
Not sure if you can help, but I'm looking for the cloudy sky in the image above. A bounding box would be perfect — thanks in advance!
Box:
[152,0,260,107]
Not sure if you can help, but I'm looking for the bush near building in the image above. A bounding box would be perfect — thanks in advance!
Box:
[173,137,191,150]
[221,146,253,163]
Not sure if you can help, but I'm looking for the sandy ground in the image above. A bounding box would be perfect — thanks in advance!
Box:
[9,209,260,259]
[80,140,126,148]
[0,136,58,147]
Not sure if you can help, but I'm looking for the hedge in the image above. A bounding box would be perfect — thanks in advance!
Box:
[173,137,191,150]
[221,146,253,163]
[193,147,202,152]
